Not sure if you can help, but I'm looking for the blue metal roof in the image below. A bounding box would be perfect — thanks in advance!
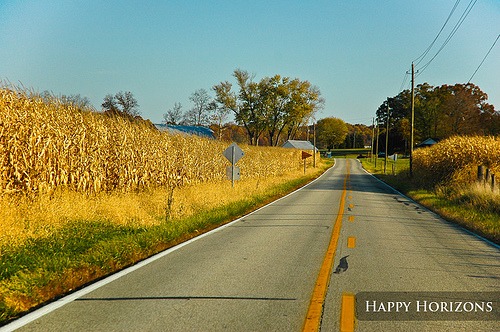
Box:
[154,124,215,138]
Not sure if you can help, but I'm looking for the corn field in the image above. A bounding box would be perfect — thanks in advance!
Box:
[0,88,305,196]
[413,135,500,186]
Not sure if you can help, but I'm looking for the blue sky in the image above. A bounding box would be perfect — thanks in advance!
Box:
[1,0,499,125]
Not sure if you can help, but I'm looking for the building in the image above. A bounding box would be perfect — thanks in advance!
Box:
[282,140,317,151]
[416,138,437,148]
[154,124,215,139]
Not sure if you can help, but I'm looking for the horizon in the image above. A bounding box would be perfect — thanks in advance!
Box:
[1,1,499,126]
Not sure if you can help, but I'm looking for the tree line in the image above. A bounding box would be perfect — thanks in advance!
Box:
[53,75,497,152]
[374,82,499,155]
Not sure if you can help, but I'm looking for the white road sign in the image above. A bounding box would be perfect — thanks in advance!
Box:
[223,143,244,165]
[226,166,241,181]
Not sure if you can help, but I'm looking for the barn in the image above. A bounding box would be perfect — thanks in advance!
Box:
[282,140,317,152]
[154,124,215,139]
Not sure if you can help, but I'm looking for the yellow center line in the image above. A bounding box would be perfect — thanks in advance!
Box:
[340,293,355,332]
[347,237,356,248]
[302,161,350,332]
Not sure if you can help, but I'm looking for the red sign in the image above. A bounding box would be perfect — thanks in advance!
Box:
[302,151,313,159]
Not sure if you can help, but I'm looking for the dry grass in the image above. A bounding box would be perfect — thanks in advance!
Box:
[413,135,500,186]
[436,182,500,215]
[0,87,306,197]
[0,85,319,248]
[0,166,320,249]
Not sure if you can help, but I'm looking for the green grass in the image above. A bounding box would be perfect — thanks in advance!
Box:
[409,188,499,243]
[0,160,333,325]
[321,148,370,157]
[359,157,499,245]
[359,156,409,174]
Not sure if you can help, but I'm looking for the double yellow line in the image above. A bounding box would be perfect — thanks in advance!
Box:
[302,160,354,332]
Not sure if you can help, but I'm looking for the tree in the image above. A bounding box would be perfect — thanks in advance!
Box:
[316,117,348,149]
[213,81,237,139]
[102,91,140,117]
[213,69,266,145]
[396,117,411,155]
[115,91,140,117]
[213,69,323,146]
[102,94,119,112]
[235,69,268,145]
[210,100,230,140]
[435,83,490,136]
[345,124,371,149]
[414,83,440,139]
[376,82,498,153]
[481,105,500,135]
[163,102,183,125]
[210,122,248,143]
[280,78,323,145]
[183,89,212,126]
[40,91,94,112]
[258,75,287,146]
[60,94,94,111]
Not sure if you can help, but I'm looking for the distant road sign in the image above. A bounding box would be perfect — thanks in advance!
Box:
[223,143,244,165]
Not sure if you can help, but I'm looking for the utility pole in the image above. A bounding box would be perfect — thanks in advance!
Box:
[384,101,390,175]
[375,121,379,169]
[371,117,375,161]
[410,62,415,177]
[313,122,316,168]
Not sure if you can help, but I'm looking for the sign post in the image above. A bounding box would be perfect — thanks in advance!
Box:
[388,153,398,175]
[223,143,244,187]
[301,151,313,174]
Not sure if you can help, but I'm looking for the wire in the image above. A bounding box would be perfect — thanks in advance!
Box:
[416,0,478,78]
[468,34,500,83]
[398,71,410,93]
[413,0,461,67]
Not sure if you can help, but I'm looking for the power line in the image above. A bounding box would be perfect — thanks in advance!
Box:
[413,0,462,67]
[398,71,410,92]
[416,0,478,78]
[468,34,500,83]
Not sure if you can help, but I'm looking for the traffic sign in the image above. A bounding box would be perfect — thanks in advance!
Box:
[223,143,244,165]
[223,143,244,187]
[302,151,313,159]
[226,166,241,181]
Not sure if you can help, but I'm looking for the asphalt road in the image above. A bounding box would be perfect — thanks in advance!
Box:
[4,159,499,331]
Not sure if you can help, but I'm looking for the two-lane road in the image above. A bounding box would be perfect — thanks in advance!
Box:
[5,159,499,331]
[322,159,499,331]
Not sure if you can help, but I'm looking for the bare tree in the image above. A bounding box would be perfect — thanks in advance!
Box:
[115,91,140,117]
[186,88,212,126]
[61,94,94,111]
[163,102,183,125]
[102,91,140,117]
[102,94,119,112]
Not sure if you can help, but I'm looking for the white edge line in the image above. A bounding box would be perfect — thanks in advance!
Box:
[356,159,500,250]
[1,161,337,332]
